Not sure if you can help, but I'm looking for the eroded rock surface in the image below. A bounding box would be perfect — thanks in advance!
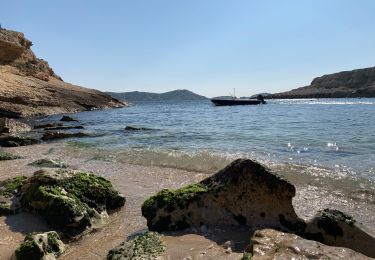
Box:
[14,231,65,260]
[142,159,304,232]
[247,229,371,260]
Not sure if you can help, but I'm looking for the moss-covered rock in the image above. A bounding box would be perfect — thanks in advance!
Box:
[0,176,27,216]
[20,169,125,235]
[0,150,21,160]
[0,176,28,197]
[14,231,65,260]
[141,159,303,232]
[107,232,165,260]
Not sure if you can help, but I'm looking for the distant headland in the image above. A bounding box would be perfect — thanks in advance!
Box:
[106,89,208,102]
[271,66,375,99]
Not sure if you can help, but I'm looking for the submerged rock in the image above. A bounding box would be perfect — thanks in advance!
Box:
[60,116,78,122]
[142,159,304,232]
[34,123,63,129]
[41,131,89,141]
[29,159,68,169]
[20,169,125,236]
[246,229,371,259]
[14,231,65,260]
[124,125,152,131]
[45,125,84,131]
[0,135,39,147]
[107,232,165,260]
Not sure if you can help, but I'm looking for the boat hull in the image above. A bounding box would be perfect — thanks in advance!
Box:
[211,99,265,106]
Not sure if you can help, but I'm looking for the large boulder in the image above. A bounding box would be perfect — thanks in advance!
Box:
[14,231,65,260]
[142,159,304,232]
[245,229,371,259]
[20,169,126,236]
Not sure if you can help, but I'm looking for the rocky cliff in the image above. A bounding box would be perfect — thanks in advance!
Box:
[271,67,375,98]
[0,28,126,118]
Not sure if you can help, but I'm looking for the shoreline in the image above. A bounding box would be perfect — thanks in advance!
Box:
[1,142,374,259]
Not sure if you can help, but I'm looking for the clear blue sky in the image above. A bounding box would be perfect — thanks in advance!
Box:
[2,1,375,97]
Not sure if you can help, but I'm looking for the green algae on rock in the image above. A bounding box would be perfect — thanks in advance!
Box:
[14,231,65,260]
[20,169,125,235]
[107,232,165,260]
[0,150,21,160]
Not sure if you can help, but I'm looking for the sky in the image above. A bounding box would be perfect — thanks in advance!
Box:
[1,1,375,98]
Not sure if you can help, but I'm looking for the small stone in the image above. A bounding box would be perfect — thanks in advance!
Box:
[225,248,232,254]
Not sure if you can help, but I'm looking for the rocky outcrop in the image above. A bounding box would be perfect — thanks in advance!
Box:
[271,66,375,98]
[0,118,31,134]
[107,232,165,260]
[142,159,375,258]
[14,231,65,260]
[19,169,125,236]
[142,159,304,232]
[0,28,126,118]
[246,229,371,259]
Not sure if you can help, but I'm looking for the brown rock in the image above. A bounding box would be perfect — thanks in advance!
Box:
[247,229,371,260]
[0,117,31,134]
[142,159,305,232]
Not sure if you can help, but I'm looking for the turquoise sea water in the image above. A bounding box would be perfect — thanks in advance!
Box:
[42,98,375,183]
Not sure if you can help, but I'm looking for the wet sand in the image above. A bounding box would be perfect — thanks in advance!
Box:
[0,143,374,259]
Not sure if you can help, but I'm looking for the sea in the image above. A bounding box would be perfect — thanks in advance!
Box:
[39,98,375,190]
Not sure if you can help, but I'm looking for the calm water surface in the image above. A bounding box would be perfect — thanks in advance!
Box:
[43,98,375,183]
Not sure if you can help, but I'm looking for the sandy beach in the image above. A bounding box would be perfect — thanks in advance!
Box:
[0,142,374,259]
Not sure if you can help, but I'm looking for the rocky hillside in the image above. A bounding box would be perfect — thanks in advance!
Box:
[0,28,126,118]
[106,89,208,102]
[271,67,375,98]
